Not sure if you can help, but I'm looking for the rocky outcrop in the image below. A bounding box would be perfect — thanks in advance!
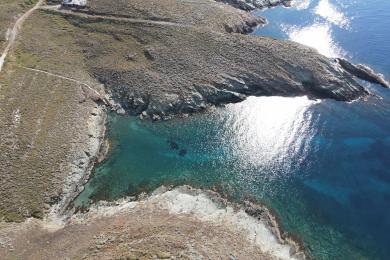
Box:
[0,186,305,260]
[337,58,389,88]
[46,0,384,121]
[45,0,388,121]
[216,0,292,11]
[84,20,369,120]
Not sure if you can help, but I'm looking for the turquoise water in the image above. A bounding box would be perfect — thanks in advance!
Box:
[75,1,390,259]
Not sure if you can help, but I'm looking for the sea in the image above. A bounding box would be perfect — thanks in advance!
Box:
[75,0,390,259]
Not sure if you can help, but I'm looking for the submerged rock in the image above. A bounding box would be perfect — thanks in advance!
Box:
[179,149,187,157]
[167,140,179,150]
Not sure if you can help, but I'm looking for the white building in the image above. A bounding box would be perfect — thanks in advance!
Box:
[62,0,87,8]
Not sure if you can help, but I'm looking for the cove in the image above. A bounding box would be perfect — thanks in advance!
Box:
[75,0,390,259]
[75,94,390,259]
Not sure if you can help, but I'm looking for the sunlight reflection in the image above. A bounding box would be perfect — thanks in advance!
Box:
[282,23,344,57]
[226,96,317,179]
[314,0,349,28]
[291,0,312,10]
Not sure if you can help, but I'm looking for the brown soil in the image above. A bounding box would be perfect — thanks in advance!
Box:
[0,203,274,260]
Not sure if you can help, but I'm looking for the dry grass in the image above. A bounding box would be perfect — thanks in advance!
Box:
[86,0,263,33]
[0,10,103,221]
[0,205,272,259]
[0,0,38,52]
[0,8,151,221]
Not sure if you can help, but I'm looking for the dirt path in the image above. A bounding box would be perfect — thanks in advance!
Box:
[0,0,44,72]
[0,1,185,75]
[40,5,195,28]
[19,66,106,102]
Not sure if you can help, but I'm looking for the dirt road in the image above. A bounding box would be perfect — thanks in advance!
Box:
[0,0,43,72]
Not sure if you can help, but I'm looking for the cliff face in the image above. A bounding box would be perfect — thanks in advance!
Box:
[216,0,292,11]
[92,23,368,120]
[59,0,372,120]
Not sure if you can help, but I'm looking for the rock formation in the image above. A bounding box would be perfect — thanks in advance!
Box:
[216,0,292,11]
[337,58,389,88]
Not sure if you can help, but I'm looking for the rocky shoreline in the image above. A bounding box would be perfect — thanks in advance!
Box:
[42,0,388,125]
[48,103,107,220]
[217,0,292,11]
[76,185,308,259]
[336,58,390,89]
[79,0,387,121]
[0,185,307,259]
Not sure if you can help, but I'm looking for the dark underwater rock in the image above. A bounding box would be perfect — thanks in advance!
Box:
[179,149,187,157]
[167,140,179,150]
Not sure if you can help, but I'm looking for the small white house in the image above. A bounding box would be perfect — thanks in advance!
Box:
[62,0,87,8]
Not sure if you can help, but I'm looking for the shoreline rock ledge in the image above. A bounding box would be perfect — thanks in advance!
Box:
[217,0,292,11]
[96,31,373,120]
[336,58,390,88]
[54,0,388,121]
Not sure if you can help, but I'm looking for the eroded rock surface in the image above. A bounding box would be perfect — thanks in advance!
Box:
[47,0,380,120]
[0,186,303,260]
[216,0,292,11]
[337,58,390,88]
[84,20,368,120]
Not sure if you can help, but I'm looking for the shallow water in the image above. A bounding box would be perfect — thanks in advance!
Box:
[75,1,390,259]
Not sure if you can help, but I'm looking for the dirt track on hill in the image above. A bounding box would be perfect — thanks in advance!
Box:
[0,0,43,72]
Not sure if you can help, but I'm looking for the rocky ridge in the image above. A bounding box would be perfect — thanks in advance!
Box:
[94,26,370,120]
[0,186,306,260]
[55,0,388,121]
[337,58,390,88]
[216,0,292,11]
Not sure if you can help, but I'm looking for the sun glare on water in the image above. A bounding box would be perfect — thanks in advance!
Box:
[222,96,317,180]
[282,0,350,58]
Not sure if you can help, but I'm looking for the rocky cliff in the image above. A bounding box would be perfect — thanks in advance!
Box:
[49,0,384,121]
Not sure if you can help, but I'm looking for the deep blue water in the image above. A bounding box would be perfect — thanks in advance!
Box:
[75,1,390,259]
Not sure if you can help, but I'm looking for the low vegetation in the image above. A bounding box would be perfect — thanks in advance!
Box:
[0,0,38,52]
[0,10,103,221]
